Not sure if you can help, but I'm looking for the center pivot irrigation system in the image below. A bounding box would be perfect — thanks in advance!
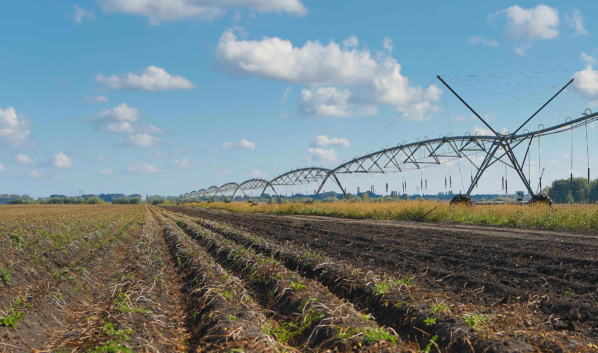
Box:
[181,75,598,206]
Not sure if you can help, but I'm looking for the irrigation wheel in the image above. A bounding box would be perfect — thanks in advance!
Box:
[529,194,553,207]
[450,194,474,206]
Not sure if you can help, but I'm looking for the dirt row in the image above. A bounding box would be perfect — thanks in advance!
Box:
[163,205,598,352]
[153,206,410,352]
[1,206,188,352]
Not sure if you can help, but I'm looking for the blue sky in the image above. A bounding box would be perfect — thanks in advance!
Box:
[1,0,597,198]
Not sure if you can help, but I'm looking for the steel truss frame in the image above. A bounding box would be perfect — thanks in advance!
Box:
[181,76,598,204]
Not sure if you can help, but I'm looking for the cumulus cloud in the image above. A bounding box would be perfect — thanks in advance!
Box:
[221,139,255,150]
[126,162,168,174]
[489,5,559,41]
[152,151,167,159]
[27,170,44,178]
[89,103,165,136]
[96,66,194,91]
[171,148,184,153]
[299,87,378,117]
[279,87,291,105]
[85,95,109,103]
[565,9,588,36]
[98,169,114,175]
[97,103,140,122]
[247,170,267,178]
[206,169,232,175]
[171,158,198,169]
[216,30,441,120]
[514,44,533,56]
[97,0,307,25]
[14,154,32,165]
[118,133,162,147]
[71,5,94,24]
[343,35,359,48]
[573,53,598,106]
[307,148,338,163]
[53,152,74,169]
[92,155,105,162]
[0,164,5,171]
[311,135,350,148]
[467,36,499,46]
[472,124,508,136]
[0,107,32,148]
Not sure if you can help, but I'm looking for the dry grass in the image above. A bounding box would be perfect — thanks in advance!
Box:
[188,201,598,232]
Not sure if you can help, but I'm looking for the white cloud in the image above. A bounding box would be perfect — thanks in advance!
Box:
[0,107,31,148]
[514,43,533,56]
[489,5,559,41]
[216,29,441,118]
[152,151,167,159]
[221,139,255,150]
[27,170,44,178]
[97,0,307,25]
[343,35,359,48]
[472,124,508,136]
[97,103,140,122]
[565,9,588,36]
[247,170,267,178]
[279,87,291,105]
[14,154,32,165]
[206,169,232,175]
[126,162,168,174]
[53,153,74,169]
[171,157,198,169]
[311,135,350,148]
[299,87,378,117]
[307,148,338,163]
[98,169,114,175]
[119,133,162,147]
[90,103,165,135]
[0,164,5,171]
[573,53,598,106]
[85,95,109,103]
[96,66,194,91]
[170,148,184,153]
[71,5,94,24]
[467,36,499,47]
[92,155,105,162]
[237,139,255,150]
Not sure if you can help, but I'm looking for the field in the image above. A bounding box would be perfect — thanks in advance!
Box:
[1,204,597,352]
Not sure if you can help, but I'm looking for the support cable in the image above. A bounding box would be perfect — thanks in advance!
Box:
[539,86,571,192]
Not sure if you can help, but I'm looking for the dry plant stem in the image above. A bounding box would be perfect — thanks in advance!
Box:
[157,207,404,352]
[151,208,293,352]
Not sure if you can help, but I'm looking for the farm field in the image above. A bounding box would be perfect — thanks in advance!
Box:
[185,201,598,232]
[1,204,596,352]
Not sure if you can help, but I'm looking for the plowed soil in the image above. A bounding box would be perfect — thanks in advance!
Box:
[164,206,598,350]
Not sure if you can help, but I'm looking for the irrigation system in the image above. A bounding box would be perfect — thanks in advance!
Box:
[180,76,598,205]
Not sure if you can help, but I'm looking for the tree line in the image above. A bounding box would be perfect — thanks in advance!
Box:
[545,177,598,203]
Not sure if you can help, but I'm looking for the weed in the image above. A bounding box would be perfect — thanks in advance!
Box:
[0,307,25,328]
[134,307,149,314]
[290,281,307,290]
[92,341,133,353]
[464,314,489,329]
[226,315,238,321]
[430,302,450,314]
[54,293,63,301]
[1,268,11,286]
[423,317,437,326]
[423,335,438,353]
[362,328,398,345]
[103,322,134,341]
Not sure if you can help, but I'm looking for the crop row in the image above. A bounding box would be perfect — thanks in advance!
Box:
[155,207,407,352]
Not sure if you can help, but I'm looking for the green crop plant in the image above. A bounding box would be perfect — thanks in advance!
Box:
[430,302,450,314]
[1,268,11,286]
[423,335,438,353]
[423,317,437,326]
[464,314,489,329]
[290,281,307,290]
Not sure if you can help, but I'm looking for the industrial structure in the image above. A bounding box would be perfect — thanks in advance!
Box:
[180,76,597,205]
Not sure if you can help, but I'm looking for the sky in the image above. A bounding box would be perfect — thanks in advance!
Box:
[1,0,598,198]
